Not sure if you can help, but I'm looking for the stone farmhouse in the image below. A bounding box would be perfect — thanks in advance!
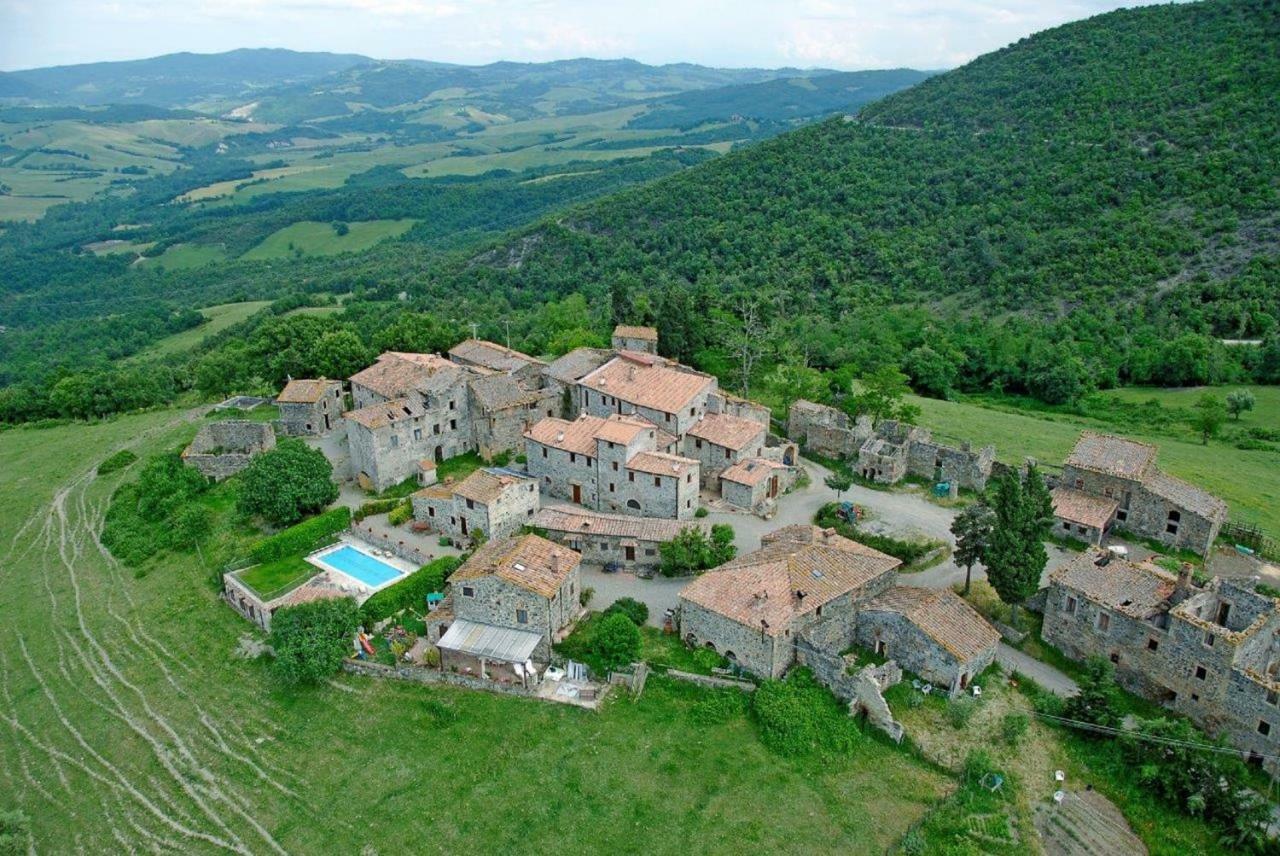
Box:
[1055,432,1228,555]
[1043,550,1280,772]
[525,413,701,519]
[532,506,705,573]
[855,587,1000,695]
[411,468,539,545]
[543,347,614,416]
[679,525,901,678]
[611,324,658,354]
[182,420,275,480]
[683,412,767,487]
[578,350,718,436]
[436,534,583,674]
[788,401,994,492]
[276,378,344,436]
[719,457,793,512]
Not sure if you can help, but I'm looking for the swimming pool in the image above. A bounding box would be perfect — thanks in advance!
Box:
[317,545,405,587]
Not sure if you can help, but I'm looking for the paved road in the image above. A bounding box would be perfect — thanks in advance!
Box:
[996,642,1078,697]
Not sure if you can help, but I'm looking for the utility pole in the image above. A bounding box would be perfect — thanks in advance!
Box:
[504,319,511,349]
[470,321,478,340]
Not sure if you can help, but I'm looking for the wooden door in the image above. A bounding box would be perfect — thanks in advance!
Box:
[572,484,582,504]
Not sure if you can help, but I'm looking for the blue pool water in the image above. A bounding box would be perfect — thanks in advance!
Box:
[320,545,404,587]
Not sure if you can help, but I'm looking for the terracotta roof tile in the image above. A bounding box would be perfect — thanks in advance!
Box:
[579,354,714,415]
[863,587,1000,662]
[1051,487,1118,529]
[450,534,580,598]
[344,397,425,429]
[449,339,546,373]
[613,325,658,341]
[349,352,461,400]
[533,507,704,542]
[525,415,605,456]
[1065,432,1157,480]
[1049,550,1176,618]
[721,457,786,486]
[453,469,531,504]
[686,412,766,450]
[277,378,338,404]
[626,450,696,476]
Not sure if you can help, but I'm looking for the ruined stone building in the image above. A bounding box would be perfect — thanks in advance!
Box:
[524,413,700,519]
[1043,550,1279,772]
[411,468,539,544]
[276,378,344,436]
[543,347,613,417]
[182,420,276,480]
[611,324,659,354]
[1056,432,1228,555]
[532,506,703,573]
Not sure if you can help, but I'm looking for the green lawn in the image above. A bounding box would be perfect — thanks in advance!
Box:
[135,300,272,358]
[908,388,1280,533]
[0,409,955,853]
[237,555,317,599]
[240,219,416,260]
[137,241,229,270]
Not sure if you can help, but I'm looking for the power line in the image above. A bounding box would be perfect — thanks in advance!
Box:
[1032,711,1280,763]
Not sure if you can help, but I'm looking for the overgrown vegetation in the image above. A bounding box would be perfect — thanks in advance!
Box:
[101,451,212,566]
[95,448,137,475]
[268,597,360,686]
[236,438,339,526]
[358,555,461,626]
[751,669,863,758]
[814,502,942,566]
[658,524,736,576]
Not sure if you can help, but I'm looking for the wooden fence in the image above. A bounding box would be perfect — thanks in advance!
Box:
[1221,522,1278,561]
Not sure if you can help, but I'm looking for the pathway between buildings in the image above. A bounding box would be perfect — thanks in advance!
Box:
[995,642,1078,697]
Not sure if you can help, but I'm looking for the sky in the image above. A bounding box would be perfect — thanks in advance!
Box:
[0,0,1161,72]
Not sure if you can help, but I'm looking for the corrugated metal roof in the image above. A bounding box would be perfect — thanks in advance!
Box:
[437,618,542,663]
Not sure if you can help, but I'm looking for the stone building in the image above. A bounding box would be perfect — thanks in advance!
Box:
[468,373,560,460]
[276,378,345,436]
[532,506,703,572]
[349,351,461,409]
[1060,432,1228,554]
[683,412,767,488]
[787,400,867,458]
[542,347,613,417]
[706,390,773,429]
[440,534,583,666]
[1050,486,1117,546]
[855,587,999,697]
[611,324,658,355]
[678,525,901,678]
[524,413,701,519]
[448,338,547,386]
[181,420,276,480]
[411,468,539,544]
[578,351,718,437]
[1043,550,1280,773]
[719,458,794,514]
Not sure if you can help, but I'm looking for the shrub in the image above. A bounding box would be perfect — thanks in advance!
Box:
[658,524,736,576]
[438,535,451,547]
[813,503,939,565]
[101,452,212,565]
[96,449,137,475]
[603,596,649,626]
[1000,711,1029,745]
[590,613,641,671]
[579,586,595,607]
[386,500,413,526]
[250,507,351,564]
[237,438,339,526]
[752,669,861,757]
[1064,655,1122,728]
[359,555,461,625]
[947,696,978,729]
[269,597,359,686]
[354,497,401,522]
[694,506,709,518]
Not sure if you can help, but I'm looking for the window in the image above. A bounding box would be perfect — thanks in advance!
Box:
[628,472,635,483]
[449,400,455,410]
[413,428,422,441]
[1267,690,1278,706]
[1065,596,1077,614]
[570,453,577,463]
[450,419,457,431]
[542,448,548,458]
[433,424,440,435]
[1168,510,1181,523]
[816,605,823,617]
[1259,721,1272,737]
[390,435,399,448]
[1166,522,1179,535]
[1146,638,1159,651]
[609,483,615,493]
[687,473,692,483]
[645,548,656,557]
[427,507,435,518]
[1063,521,1072,531]
[462,586,475,598]
[665,413,672,423]
[695,438,702,449]
[1075,478,1084,489]
[1194,665,1207,680]
[654,477,661,487]
[1116,508,1128,522]
[1216,601,1231,626]
[1096,611,1110,632]
[686,499,691,508]
[586,457,592,467]
[516,609,528,624]
[612,461,619,471]
[466,498,475,510]
[724,448,732,460]
[690,408,696,416]
[1203,630,1215,648]
[1191,692,1200,701]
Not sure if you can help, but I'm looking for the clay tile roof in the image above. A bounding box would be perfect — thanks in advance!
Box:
[682,534,900,634]
[1051,486,1118,529]
[613,325,658,341]
[344,397,424,429]
[579,355,714,415]
[1049,550,1176,617]
[626,450,697,476]
[277,378,336,404]
[594,413,656,445]
[525,415,604,456]
[453,469,527,504]
[1065,432,1157,481]
[532,507,703,542]
[349,352,458,400]
[412,483,453,500]
[1144,471,1228,521]
[720,457,786,486]
[469,373,541,411]
[545,348,613,384]
[449,338,546,373]
[686,412,766,450]
[275,573,355,607]
[863,587,1000,662]
[450,534,580,598]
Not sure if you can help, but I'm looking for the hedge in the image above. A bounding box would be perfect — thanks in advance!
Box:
[359,555,462,625]
[353,497,402,522]
[250,507,351,564]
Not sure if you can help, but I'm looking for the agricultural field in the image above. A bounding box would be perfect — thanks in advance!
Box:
[241,219,417,260]
[136,242,230,270]
[0,410,953,853]
[909,386,1280,532]
[135,300,272,358]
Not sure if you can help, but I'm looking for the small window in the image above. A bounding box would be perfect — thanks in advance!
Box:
[724,448,731,460]
[628,472,635,483]
[1075,478,1084,489]
[462,587,475,598]
[1259,721,1272,737]
[695,438,703,449]
[390,435,399,448]
[570,453,577,463]
[689,407,696,417]
[1065,596,1077,614]
[645,548,656,556]
[433,424,441,435]
[1062,521,1071,531]
[1203,631,1215,648]
[1195,665,1207,680]
[1109,652,1120,664]
[686,473,692,483]
[427,507,436,518]
[609,483,615,493]
[413,428,422,441]
[1166,523,1179,535]
[516,609,528,624]
[1191,692,1200,702]
[449,400,455,410]
[654,477,661,487]
[466,498,475,510]
[1146,638,1159,651]
[450,419,457,431]
[542,448,548,458]
[1167,510,1181,523]
[1267,690,1278,706]
[612,461,619,471]
[1096,612,1110,632]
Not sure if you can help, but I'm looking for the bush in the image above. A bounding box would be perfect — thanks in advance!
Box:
[1064,655,1122,728]
[0,810,30,856]
[96,449,137,475]
[354,497,401,522]
[237,438,339,527]
[947,696,978,729]
[269,597,360,686]
[386,500,413,526]
[1001,711,1029,745]
[579,586,595,607]
[694,506,709,518]
[603,596,649,626]
[101,452,213,565]
[658,524,736,576]
[814,503,938,565]
[590,613,641,671]
[250,507,351,564]
[751,669,861,757]
[359,555,461,625]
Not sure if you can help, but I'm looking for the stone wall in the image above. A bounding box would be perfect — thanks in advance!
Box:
[347,389,474,492]
[278,382,345,436]
[854,610,994,697]
[1061,465,1222,555]
[788,401,869,458]
[683,432,765,488]
[525,435,699,520]
[342,659,539,699]
[452,569,582,660]
[706,392,772,428]
[474,391,560,460]
[905,433,995,491]
[678,599,787,678]
[182,420,276,481]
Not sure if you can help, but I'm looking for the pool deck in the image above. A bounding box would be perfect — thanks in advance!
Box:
[307,536,419,599]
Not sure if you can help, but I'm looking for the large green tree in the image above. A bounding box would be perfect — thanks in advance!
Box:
[1189,393,1227,445]
[983,466,1053,627]
[237,438,339,526]
[950,503,996,595]
[269,597,360,686]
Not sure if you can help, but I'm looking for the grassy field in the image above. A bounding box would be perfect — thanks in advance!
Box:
[136,300,272,358]
[0,409,955,852]
[136,242,230,270]
[908,387,1280,533]
[240,219,417,260]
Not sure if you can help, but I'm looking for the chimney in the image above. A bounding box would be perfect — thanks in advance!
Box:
[1173,562,1194,602]
[550,551,560,573]
[627,365,636,382]
[822,527,837,544]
